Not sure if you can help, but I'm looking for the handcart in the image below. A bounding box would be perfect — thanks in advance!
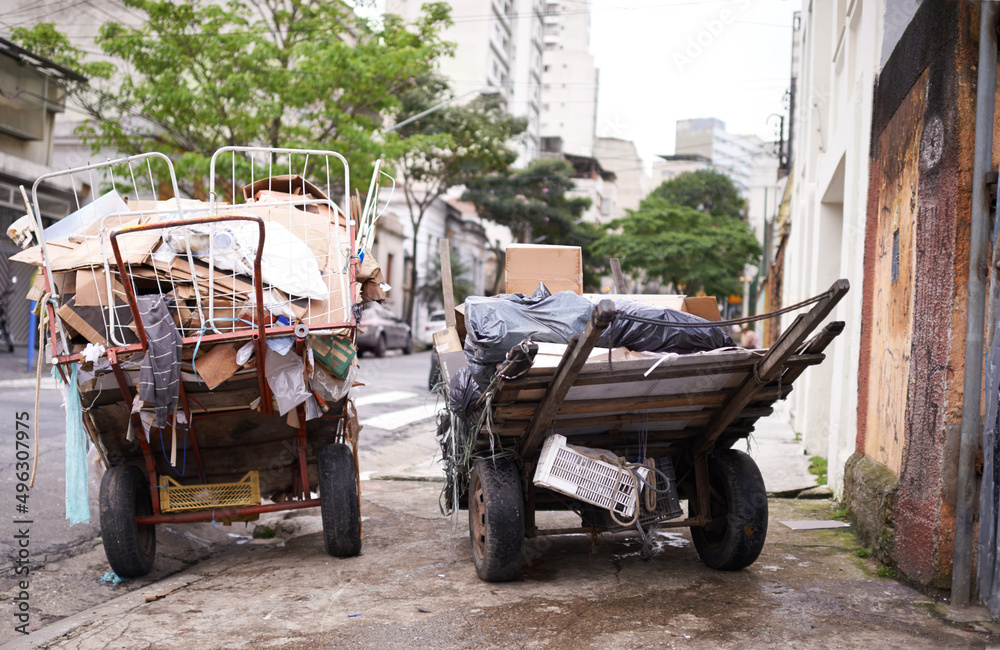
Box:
[20,148,388,577]
[437,278,849,581]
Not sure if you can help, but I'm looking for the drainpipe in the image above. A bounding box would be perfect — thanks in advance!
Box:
[953,0,999,608]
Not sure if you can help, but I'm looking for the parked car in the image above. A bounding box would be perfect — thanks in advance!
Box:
[417,309,447,348]
[357,303,412,357]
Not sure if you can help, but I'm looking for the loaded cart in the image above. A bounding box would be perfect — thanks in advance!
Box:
[434,271,849,582]
[14,148,389,577]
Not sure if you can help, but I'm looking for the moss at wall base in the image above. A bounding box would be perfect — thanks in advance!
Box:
[843,453,899,567]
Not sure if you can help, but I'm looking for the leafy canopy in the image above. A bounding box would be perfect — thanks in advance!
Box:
[652,168,747,221]
[463,157,601,289]
[595,171,760,297]
[13,0,455,198]
[389,80,525,322]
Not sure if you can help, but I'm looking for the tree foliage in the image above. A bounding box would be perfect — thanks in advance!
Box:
[652,168,747,221]
[463,157,601,290]
[390,83,525,322]
[595,172,760,297]
[13,0,454,197]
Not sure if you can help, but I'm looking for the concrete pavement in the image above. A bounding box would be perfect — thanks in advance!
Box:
[6,347,1000,647]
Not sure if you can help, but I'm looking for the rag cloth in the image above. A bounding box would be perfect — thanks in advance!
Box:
[137,295,182,427]
[65,364,89,525]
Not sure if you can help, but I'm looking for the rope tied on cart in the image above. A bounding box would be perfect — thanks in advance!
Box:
[28,294,55,488]
[611,287,836,331]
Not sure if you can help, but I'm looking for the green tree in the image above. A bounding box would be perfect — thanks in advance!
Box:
[594,194,761,297]
[652,169,747,221]
[12,0,454,197]
[462,157,601,290]
[390,85,525,324]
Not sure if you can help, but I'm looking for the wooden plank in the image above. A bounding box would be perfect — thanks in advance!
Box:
[610,258,626,293]
[439,239,456,328]
[493,385,786,421]
[496,406,773,436]
[495,354,825,403]
[518,300,616,458]
[693,279,849,455]
[778,321,845,386]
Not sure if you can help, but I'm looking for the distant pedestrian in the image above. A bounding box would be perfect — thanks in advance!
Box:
[740,325,761,349]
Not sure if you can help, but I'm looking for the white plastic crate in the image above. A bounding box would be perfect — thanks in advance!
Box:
[533,434,650,518]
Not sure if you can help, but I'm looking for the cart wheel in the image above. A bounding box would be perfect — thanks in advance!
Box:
[469,456,524,582]
[689,449,768,570]
[99,465,156,578]
[319,443,362,557]
[373,334,387,358]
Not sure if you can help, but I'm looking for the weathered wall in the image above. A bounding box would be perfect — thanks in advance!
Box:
[855,0,976,588]
[863,68,924,476]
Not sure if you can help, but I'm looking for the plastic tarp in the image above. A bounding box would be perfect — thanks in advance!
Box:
[463,284,735,385]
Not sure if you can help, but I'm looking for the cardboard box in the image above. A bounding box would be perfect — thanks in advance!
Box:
[505,244,583,296]
[582,293,721,322]
[433,327,467,388]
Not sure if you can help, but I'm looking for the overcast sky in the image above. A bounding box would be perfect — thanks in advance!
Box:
[588,0,798,166]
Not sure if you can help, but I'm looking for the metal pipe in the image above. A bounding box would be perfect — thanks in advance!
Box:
[135,498,322,524]
[953,0,999,608]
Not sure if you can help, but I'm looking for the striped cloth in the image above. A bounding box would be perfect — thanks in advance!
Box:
[137,295,182,427]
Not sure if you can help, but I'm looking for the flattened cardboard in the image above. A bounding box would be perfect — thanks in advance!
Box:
[195,342,241,390]
[310,335,356,378]
[75,269,126,307]
[505,244,583,295]
[56,295,138,347]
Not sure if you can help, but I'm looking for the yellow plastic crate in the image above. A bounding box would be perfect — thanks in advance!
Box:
[159,471,261,513]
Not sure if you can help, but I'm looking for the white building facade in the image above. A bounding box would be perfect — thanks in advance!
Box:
[780,0,882,496]
[538,0,599,158]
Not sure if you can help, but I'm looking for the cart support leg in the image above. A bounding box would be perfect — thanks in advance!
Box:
[296,404,310,499]
[694,455,711,527]
[108,348,161,514]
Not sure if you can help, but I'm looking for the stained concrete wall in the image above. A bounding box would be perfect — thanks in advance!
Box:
[854,0,977,588]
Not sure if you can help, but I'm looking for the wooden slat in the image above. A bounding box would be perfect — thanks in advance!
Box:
[439,239,456,328]
[495,406,773,436]
[518,300,616,459]
[493,385,786,421]
[495,354,825,403]
[610,258,626,293]
[693,279,849,455]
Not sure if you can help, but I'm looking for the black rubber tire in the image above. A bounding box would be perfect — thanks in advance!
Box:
[100,464,156,578]
[403,335,413,355]
[469,456,525,582]
[689,449,768,570]
[319,443,362,557]
[373,333,387,358]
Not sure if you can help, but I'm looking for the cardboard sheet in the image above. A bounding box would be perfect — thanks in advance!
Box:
[195,342,242,390]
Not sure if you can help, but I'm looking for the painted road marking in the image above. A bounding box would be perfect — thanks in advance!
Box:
[353,390,417,407]
[0,377,59,389]
[360,401,437,431]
